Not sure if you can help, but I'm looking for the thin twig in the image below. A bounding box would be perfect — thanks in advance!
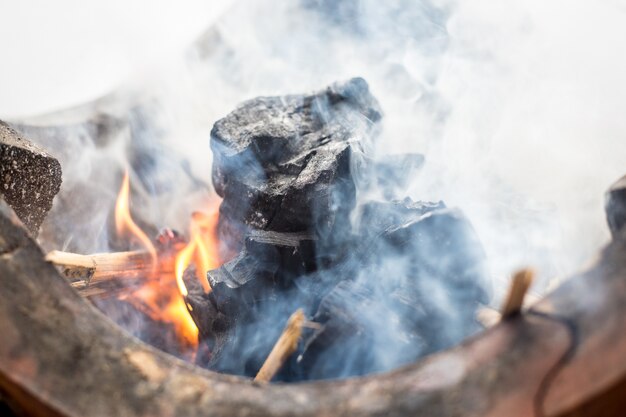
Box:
[501,268,535,319]
[254,309,305,383]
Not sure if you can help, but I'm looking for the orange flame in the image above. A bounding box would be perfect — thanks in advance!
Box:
[113,172,222,357]
[175,208,221,296]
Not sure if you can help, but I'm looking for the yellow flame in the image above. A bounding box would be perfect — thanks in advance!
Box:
[174,208,221,296]
[175,240,197,297]
[113,173,223,356]
[115,171,157,267]
[191,210,220,291]
[114,170,199,354]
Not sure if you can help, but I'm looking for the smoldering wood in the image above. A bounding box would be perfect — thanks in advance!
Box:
[0,121,62,236]
[606,174,626,240]
[2,197,626,416]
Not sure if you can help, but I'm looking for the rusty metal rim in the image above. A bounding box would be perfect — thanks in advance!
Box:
[1,201,626,417]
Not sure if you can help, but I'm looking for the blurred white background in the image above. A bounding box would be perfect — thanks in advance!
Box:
[2,0,626,293]
[0,0,232,118]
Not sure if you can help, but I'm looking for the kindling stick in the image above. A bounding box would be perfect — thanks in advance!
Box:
[255,309,306,383]
[500,268,535,319]
[45,250,172,283]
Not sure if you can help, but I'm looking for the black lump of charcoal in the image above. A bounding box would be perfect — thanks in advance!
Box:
[0,121,62,235]
[299,279,425,380]
[299,202,491,380]
[211,77,382,253]
[606,174,626,240]
[355,197,445,238]
[207,230,317,289]
[193,230,321,376]
[193,78,492,382]
[378,207,491,303]
[190,272,319,379]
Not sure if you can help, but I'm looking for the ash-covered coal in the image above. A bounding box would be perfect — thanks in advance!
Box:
[189,78,491,381]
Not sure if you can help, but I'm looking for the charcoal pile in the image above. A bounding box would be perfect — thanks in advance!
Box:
[187,78,491,381]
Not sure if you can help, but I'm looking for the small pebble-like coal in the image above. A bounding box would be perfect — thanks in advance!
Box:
[0,121,62,235]
[606,174,626,240]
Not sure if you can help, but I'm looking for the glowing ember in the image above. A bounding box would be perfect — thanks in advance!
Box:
[113,171,221,357]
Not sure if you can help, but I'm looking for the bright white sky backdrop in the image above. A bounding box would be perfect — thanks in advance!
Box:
[0,0,232,118]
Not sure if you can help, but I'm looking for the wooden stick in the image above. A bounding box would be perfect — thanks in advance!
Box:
[254,309,305,383]
[45,250,174,285]
[500,268,535,319]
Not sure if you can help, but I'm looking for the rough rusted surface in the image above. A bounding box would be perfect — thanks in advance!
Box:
[0,121,62,235]
[1,197,626,416]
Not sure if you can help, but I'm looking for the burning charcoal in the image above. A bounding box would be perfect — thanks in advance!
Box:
[196,80,490,383]
[606,174,626,239]
[299,280,429,380]
[211,77,382,253]
[191,230,320,374]
[0,121,62,235]
[300,206,490,380]
[377,208,491,303]
[208,230,316,288]
[191,274,317,379]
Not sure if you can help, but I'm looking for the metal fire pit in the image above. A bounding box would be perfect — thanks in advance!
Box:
[1,197,626,417]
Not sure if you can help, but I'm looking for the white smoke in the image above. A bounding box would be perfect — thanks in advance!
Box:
[164,0,626,296]
[7,0,626,351]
